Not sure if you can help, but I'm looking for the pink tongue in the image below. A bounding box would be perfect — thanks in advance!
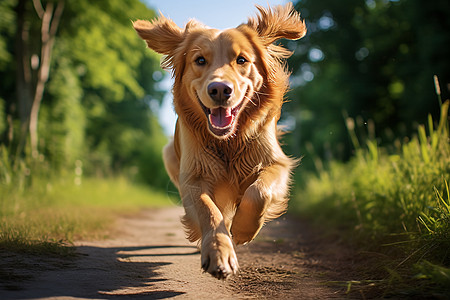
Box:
[209,107,233,128]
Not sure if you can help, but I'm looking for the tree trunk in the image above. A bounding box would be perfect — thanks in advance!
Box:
[29,0,64,159]
[14,0,33,159]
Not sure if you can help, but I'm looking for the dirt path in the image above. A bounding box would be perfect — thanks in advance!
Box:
[1,206,364,299]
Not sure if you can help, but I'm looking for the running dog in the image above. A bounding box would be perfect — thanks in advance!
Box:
[133,3,306,279]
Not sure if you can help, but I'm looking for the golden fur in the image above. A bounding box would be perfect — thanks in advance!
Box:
[133,3,306,279]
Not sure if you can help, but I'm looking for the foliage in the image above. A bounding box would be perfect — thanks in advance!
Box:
[0,0,14,71]
[0,0,168,189]
[285,0,450,172]
[293,100,449,294]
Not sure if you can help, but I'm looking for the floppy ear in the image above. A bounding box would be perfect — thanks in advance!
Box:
[133,15,183,56]
[247,3,306,45]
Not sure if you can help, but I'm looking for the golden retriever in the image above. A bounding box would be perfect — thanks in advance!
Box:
[133,3,306,279]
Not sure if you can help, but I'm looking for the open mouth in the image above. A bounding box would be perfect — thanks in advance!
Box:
[198,97,243,138]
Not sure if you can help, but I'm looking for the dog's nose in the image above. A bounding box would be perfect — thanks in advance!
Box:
[208,82,233,104]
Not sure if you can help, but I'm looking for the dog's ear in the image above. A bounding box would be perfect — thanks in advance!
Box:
[133,15,183,55]
[247,3,306,45]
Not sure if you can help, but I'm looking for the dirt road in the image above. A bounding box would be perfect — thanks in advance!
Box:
[1,206,364,299]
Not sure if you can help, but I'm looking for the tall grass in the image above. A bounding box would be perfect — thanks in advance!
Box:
[0,150,172,253]
[294,100,449,294]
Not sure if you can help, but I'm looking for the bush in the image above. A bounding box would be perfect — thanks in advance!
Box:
[293,100,449,294]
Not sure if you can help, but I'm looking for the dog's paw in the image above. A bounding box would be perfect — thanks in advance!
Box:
[231,226,259,245]
[231,207,264,245]
[201,232,239,279]
[231,183,267,245]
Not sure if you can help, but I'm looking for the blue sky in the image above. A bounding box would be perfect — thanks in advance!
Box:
[142,0,289,135]
[144,0,288,29]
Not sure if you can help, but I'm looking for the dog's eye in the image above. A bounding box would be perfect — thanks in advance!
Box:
[236,56,247,65]
[195,56,207,66]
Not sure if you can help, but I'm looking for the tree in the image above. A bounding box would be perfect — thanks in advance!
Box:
[28,0,64,159]
[13,0,64,159]
[54,0,167,179]
[0,0,168,188]
[285,0,450,173]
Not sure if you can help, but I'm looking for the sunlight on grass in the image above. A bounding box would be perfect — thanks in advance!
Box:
[0,174,173,251]
[294,100,449,295]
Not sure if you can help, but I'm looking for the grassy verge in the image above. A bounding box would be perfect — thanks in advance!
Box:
[0,168,173,254]
[0,148,174,290]
[293,100,449,297]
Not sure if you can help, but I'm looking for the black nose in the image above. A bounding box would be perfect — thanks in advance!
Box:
[208,82,233,104]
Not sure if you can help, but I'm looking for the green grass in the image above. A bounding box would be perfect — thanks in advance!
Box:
[293,100,449,296]
[0,148,174,291]
[0,165,173,253]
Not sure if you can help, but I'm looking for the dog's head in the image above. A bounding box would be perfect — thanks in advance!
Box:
[134,4,306,139]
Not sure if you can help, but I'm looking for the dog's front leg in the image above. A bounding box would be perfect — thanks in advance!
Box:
[231,162,292,245]
[180,181,238,279]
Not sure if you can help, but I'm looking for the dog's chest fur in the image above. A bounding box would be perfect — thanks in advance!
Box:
[198,126,278,188]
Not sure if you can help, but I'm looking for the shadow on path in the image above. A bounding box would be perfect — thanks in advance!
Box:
[0,244,198,299]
